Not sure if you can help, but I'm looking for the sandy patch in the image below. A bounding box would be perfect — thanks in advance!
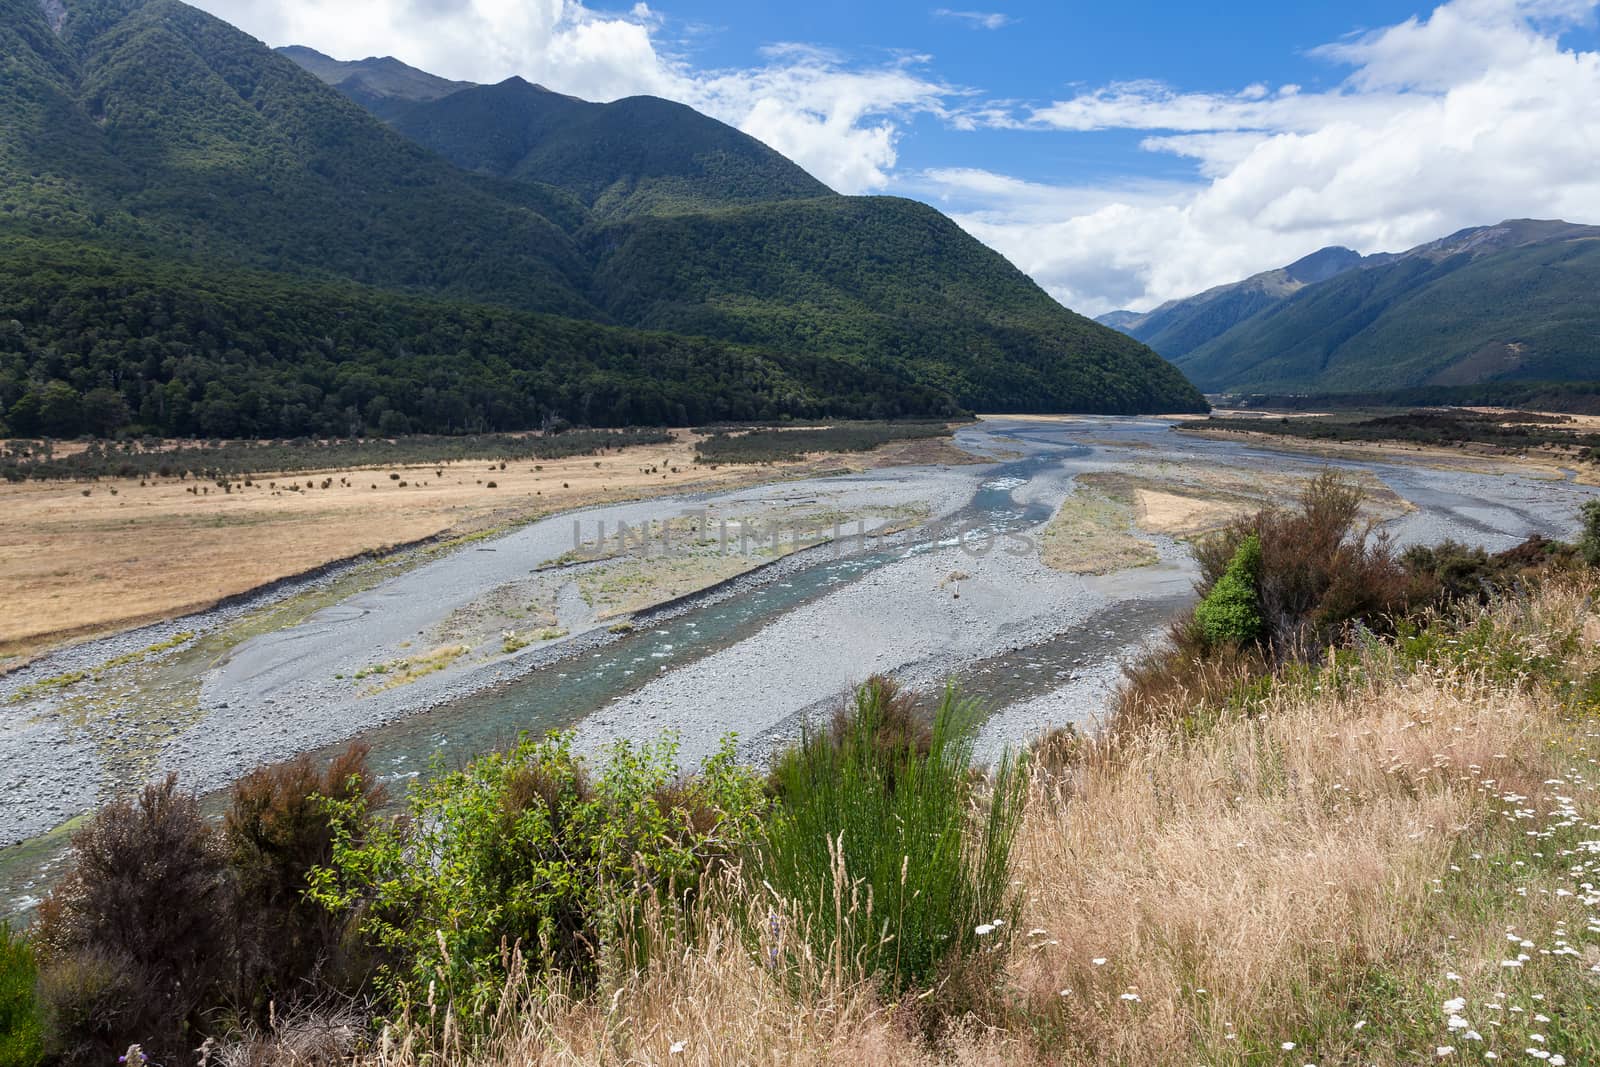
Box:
[1039,492,1159,575]
[1132,488,1256,538]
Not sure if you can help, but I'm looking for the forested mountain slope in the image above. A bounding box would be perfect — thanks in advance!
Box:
[1096,246,1376,360]
[0,0,1206,438]
[1174,221,1600,392]
[287,47,1204,415]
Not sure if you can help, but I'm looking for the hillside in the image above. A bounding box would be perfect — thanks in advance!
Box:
[281,48,1203,415]
[380,76,833,217]
[0,237,960,437]
[1156,220,1600,393]
[0,0,598,316]
[0,0,1205,437]
[1097,245,1375,359]
[586,196,1197,413]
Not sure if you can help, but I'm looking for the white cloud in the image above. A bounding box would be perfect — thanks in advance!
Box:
[184,0,1600,317]
[933,9,1015,30]
[946,0,1600,315]
[192,0,953,192]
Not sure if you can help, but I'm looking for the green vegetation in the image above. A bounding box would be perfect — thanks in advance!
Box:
[762,678,1025,1003]
[1173,221,1600,392]
[308,734,766,1012]
[0,0,1204,444]
[13,674,1029,1056]
[0,239,956,442]
[1192,533,1262,647]
[585,196,1205,414]
[0,924,42,1067]
[693,420,957,464]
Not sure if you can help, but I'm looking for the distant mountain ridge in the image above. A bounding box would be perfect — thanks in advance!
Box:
[279,48,833,217]
[1096,246,1381,360]
[276,45,473,119]
[384,76,834,217]
[1099,220,1600,394]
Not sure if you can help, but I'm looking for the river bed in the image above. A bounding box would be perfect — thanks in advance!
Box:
[3,416,1594,916]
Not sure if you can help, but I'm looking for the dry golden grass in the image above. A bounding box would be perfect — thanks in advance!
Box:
[0,430,961,664]
[1017,675,1538,1062]
[213,582,1600,1067]
[1039,490,1159,574]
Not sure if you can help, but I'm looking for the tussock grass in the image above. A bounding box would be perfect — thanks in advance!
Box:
[316,582,1600,1066]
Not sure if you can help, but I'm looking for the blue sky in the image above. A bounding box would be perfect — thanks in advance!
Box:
[661,2,1431,183]
[200,0,1600,315]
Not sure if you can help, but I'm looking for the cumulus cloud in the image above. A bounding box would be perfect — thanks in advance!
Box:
[933,9,1015,30]
[191,0,952,191]
[936,0,1600,315]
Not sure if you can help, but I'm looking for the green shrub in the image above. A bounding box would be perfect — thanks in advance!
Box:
[33,776,230,1066]
[1579,499,1600,566]
[0,925,43,1067]
[1194,533,1263,648]
[308,733,766,1015]
[1193,471,1406,655]
[758,680,1026,1005]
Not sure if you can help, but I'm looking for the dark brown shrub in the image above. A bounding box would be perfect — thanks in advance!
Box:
[829,674,931,759]
[224,744,384,1016]
[34,775,229,1066]
[1402,535,1578,606]
[1194,470,1408,656]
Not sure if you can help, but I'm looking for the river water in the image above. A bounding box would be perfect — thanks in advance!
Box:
[3,417,1594,917]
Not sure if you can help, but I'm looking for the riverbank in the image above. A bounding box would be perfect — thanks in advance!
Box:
[0,426,982,667]
[5,415,1598,912]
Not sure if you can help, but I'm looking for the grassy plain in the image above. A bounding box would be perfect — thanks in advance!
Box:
[0,428,974,666]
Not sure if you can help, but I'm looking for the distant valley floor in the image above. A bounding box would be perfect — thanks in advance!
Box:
[4,416,1596,914]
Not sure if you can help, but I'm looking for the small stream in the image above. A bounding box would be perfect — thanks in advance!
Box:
[331,451,1065,784]
[7,417,1593,920]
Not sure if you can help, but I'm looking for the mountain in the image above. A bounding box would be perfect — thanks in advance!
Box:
[382,76,833,218]
[1172,220,1600,393]
[0,0,1205,441]
[283,47,1202,415]
[283,52,831,217]
[274,45,472,119]
[1097,246,1377,360]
